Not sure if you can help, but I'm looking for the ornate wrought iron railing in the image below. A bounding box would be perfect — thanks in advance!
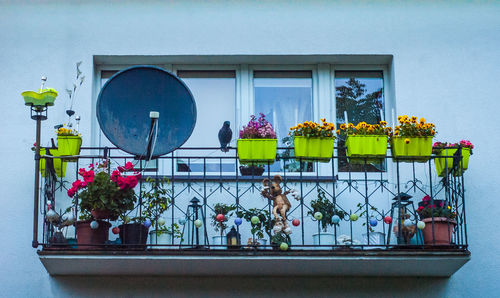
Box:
[34,146,469,252]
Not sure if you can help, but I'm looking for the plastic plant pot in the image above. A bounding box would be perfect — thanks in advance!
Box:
[421,217,456,245]
[237,139,277,164]
[57,135,82,162]
[391,137,433,162]
[76,220,111,250]
[434,148,470,177]
[21,89,58,110]
[39,148,67,178]
[346,135,388,164]
[293,136,334,162]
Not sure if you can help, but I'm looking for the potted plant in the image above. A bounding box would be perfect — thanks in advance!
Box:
[237,113,277,164]
[357,203,386,246]
[308,189,346,245]
[239,164,265,176]
[33,143,66,178]
[271,231,291,251]
[289,118,336,162]
[67,160,139,249]
[416,195,457,245]
[433,140,473,177]
[236,208,273,248]
[211,203,237,248]
[21,87,58,110]
[338,120,391,164]
[391,115,436,162]
[56,126,82,161]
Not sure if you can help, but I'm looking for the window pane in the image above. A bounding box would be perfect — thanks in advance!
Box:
[335,71,385,172]
[254,71,313,172]
[178,71,236,173]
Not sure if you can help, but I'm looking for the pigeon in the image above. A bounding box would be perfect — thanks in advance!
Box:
[218,121,232,152]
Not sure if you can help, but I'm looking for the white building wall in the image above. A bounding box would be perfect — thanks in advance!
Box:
[1,1,499,296]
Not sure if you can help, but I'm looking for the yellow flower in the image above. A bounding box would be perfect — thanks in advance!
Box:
[321,118,326,123]
[448,206,451,210]
[419,118,426,124]
[431,130,436,135]
[405,138,410,144]
[336,129,340,135]
[348,123,354,128]
[380,121,387,126]
[340,124,347,130]
[410,116,417,123]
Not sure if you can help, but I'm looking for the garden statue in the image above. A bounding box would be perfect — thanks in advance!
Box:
[261,175,299,235]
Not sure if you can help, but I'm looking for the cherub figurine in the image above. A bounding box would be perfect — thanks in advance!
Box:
[261,175,298,233]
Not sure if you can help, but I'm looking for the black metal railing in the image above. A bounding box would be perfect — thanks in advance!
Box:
[35,146,469,252]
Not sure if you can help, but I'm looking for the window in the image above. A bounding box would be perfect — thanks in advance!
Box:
[335,71,385,172]
[95,63,390,176]
[253,71,313,172]
[176,70,237,173]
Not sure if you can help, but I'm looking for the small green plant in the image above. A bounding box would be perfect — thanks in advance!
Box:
[211,203,237,233]
[308,189,346,232]
[271,231,291,247]
[236,208,274,239]
[357,203,380,232]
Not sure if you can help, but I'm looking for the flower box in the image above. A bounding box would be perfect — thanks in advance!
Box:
[21,89,58,108]
[57,135,82,161]
[294,136,334,162]
[434,148,470,177]
[391,137,433,162]
[237,139,277,164]
[346,135,387,164]
[40,148,67,178]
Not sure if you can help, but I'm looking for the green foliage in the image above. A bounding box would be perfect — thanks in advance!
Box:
[271,231,291,247]
[78,171,136,221]
[211,203,237,233]
[308,189,346,232]
[357,203,379,232]
[236,208,274,239]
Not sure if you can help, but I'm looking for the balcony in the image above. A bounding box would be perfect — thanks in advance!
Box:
[34,146,470,276]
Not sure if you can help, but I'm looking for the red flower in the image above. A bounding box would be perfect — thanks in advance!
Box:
[417,206,424,212]
[422,195,431,202]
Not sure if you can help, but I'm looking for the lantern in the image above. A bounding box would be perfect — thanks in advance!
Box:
[226,226,241,249]
[184,197,209,248]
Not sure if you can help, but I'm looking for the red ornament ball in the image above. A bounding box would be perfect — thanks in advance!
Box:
[112,227,120,234]
[384,216,393,224]
[216,214,225,222]
[292,219,300,226]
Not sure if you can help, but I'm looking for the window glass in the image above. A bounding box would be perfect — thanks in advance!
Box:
[335,71,385,172]
[177,70,237,173]
[253,71,313,172]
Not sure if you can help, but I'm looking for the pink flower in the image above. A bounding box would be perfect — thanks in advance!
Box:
[422,195,431,202]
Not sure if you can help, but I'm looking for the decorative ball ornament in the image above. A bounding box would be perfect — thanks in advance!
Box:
[417,221,426,230]
[404,219,413,227]
[90,220,99,229]
[314,212,323,220]
[280,242,289,251]
[384,216,393,224]
[144,219,152,228]
[369,218,378,227]
[234,217,242,226]
[251,216,260,225]
[292,219,300,226]
[157,217,166,226]
[194,219,203,228]
[124,216,131,223]
[350,214,359,221]
[112,227,120,234]
[216,214,225,222]
[331,215,341,225]
[178,218,187,225]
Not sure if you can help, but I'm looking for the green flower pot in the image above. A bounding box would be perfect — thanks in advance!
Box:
[293,136,334,162]
[346,135,387,164]
[434,148,470,177]
[21,89,58,110]
[40,148,67,178]
[237,139,277,164]
[57,135,82,162]
[391,137,433,162]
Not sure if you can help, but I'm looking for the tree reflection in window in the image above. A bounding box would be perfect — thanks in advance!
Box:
[335,71,385,172]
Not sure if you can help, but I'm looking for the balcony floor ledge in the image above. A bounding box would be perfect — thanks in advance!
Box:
[38,249,470,277]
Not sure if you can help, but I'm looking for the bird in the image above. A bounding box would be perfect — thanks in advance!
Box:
[218,121,232,152]
[46,201,60,224]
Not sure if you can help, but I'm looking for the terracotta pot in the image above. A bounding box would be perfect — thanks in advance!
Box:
[421,217,456,245]
[91,209,110,219]
[119,223,149,248]
[76,220,111,249]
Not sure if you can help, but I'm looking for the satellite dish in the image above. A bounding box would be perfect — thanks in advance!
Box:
[96,65,196,157]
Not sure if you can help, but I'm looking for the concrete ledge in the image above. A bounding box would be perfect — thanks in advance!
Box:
[39,249,469,276]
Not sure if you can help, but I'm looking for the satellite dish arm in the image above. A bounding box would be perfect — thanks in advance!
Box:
[146,111,160,159]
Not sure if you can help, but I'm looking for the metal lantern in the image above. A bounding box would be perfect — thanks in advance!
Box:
[183,197,209,248]
[226,226,241,249]
[387,192,419,245]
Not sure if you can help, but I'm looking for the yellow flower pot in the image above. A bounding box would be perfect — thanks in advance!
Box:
[237,139,277,164]
[391,137,433,162]
[40,148,67,178]
[57,135,82,162]
[294,136,334,162]
[434,148,470,177]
